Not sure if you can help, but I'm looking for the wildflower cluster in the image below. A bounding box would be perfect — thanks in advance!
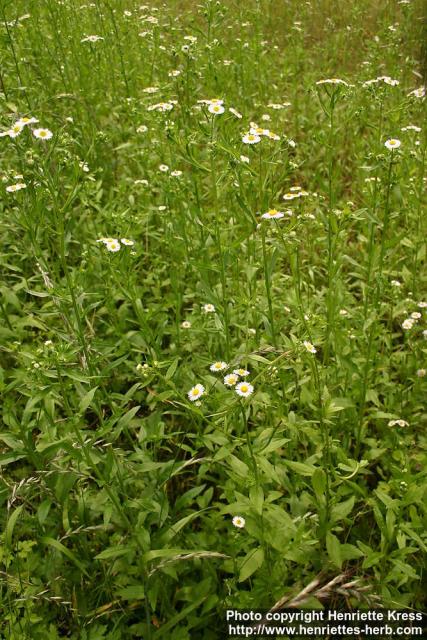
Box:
[1,116,52,141]
[96,237,135,252]
[187,362,253,402]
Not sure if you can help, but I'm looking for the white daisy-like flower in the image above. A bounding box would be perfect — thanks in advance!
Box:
[224,373,239,387]
[229,107,242,119]
[363,76,399,88]
[137,125,148,133]
[121,238,134,246]
[240,155,250,163]
[411,311,421,320]
[147,102,174,112]
[268,102,291,109]
[33,128,53,140]
[8,123,24,138]
[339,309,348,316]
[407,86,425,98]
[168,69,181,77]
[401,125,421,132]
[423,329,427,339]
[391,280,401,287]
[242,133,261,144]
[233,368,250,377]
[384,138,401,150]
[171,170,182,177]
[6,182,27,192]
[316,78,349,86]
[181,320,191,329]
[250,126,270,137]
[382,76,399,86]
[210,361,228,372]
[235,381,254,397]
[303,340,317,354]
[202,303,216,313]
[188,383,205,401]
[232,515,246,529]
[401,318,414,330]
[105,239,121,252]
[417,301,427,308]
[416,369,426,378]
[388,419,409,427]
[283,192,299,201]
[262,208,285,220]
[208,103,225,115]
[81,35,104,43]
[17,116,39,127]
[159,164,169,172]
[143,86,159,94]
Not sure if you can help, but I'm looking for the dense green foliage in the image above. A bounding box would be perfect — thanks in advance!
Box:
[0,0,426,637]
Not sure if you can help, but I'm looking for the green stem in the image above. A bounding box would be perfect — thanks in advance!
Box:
[261,225,277,347]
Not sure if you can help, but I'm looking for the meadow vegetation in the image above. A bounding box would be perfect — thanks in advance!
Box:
[0,0,426,637]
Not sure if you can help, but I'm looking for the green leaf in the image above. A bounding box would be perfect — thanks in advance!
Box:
[311,468,327,499]
[79,386,98,414]
[95,545,135,560]
[227,455,250,478]
[153,592,207,638]
[258,438,290,454]
[37,499,52,526]
[249,486,264,515]
[330,496,355,523]
[340,544,364,561]
[165,358,179,380]
[116,406,140,430]
[144,548,199,562]
[41,537,90,577]
[160,510,205,543]
[0,452,26,466]
[284,460,316,476]
[238,548,264,582]
[116,585,145,600]
[326,532,342,569]
[5,505,24,547]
